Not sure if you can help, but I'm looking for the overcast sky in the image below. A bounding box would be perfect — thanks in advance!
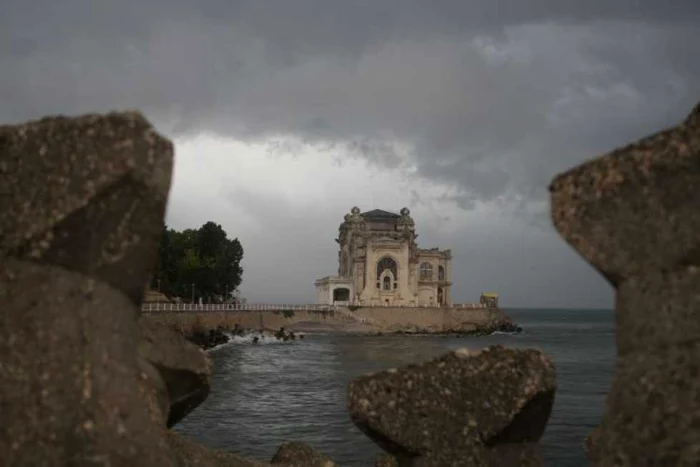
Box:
[4,1,700,307]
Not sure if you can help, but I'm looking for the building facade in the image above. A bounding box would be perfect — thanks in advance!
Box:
[314,207,452,306]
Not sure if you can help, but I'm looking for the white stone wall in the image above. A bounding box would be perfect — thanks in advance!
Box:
[316,207,454,307]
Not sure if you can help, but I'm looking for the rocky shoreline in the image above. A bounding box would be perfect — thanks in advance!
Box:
[181,316,523,350]
[184,324,304,350]
[381,316,523,337]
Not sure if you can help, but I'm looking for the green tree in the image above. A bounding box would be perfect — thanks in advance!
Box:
[151,221,244,303]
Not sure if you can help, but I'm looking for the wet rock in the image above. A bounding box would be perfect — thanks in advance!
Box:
[186,327,230,350]
[583,426,601,462]
[348,346,556,466]
[168,432,267,467]
[270,441,336,467]
[550,101,700,465]
[139,318,212,427]
[374,452,399,467]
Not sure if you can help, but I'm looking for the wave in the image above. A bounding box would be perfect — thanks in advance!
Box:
[490,330,524,336]
[225,333,304,345]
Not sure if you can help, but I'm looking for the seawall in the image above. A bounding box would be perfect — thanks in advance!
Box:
[141,306,511,335]
[352,306,506,333]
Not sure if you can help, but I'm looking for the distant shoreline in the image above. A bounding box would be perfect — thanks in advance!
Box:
[141,306,521,349]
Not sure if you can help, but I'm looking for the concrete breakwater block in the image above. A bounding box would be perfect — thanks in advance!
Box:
[0,111,180,466]
[348,346,557,466]
[550,101,700,465]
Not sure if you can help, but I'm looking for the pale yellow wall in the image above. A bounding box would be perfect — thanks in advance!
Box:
[324,208,454,307]
[353,306,498,332]
[417,285,434,305]
[316,280,355,305]
[360,239,413,306]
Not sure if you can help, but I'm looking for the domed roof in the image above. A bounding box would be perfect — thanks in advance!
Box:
[361,209,400,220]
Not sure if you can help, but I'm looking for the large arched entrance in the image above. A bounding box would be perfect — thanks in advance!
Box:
[333,287,350,302]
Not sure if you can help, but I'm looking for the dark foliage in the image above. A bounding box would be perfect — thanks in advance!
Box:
[150,221,243,303]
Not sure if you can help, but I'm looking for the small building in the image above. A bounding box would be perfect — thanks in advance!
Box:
[143,289,171,304]
[480,292,499,308]
[314,207,453,306]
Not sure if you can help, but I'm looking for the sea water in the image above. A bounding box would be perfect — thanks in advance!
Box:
[174,308,615,466]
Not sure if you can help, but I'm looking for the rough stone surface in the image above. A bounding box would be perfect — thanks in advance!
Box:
[139,318,212,427]
[0,260,178,467]
[549,101,700,286]
[348,346,556,466]
[374,452,399,466]
[0,111,173,305]
[168,432,267,467]
[550,101,700,466]
[270,441,336,466]
[583,426,601,462]
[0,112,265,467]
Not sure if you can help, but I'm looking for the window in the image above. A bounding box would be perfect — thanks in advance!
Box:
[438,266,445,281]
[419,262,433,281]
[383,276,392,290]
[377,257,398,291]
[376,257,397,280]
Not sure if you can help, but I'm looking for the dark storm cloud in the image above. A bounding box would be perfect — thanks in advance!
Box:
[3,0,700,208]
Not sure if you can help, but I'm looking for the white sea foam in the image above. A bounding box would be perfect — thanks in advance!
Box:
[490,330,523,336]
[226,333,303,345]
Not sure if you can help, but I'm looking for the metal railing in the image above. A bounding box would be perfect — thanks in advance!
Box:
[141,303,338,312]
[141,302,487,313]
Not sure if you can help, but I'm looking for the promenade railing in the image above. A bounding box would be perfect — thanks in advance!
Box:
[141,302,487,313]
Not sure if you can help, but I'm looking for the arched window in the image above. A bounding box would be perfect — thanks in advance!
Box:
[383,276,392,290]
[376,256,397,280]
[419,262,433,281]
[438,265,445,281]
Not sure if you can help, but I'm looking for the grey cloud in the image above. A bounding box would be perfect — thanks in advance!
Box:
[167,181,611,308]
[5,1,698,210]
[3,0,700,307]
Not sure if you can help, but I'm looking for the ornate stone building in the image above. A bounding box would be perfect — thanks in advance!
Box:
[315,207,453,306]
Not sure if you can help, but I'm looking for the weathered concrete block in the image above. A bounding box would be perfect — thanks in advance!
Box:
[374,452,399,466]
[139,318,212,427]
[168,432,268,466]
[549,102,700,286]
[348,346,556,466]
[0,111,178,466]
[270,441,336,466]
[616,268,700,355]
[0,111,173,305]
[594,340,700,465]
[550,101,700,466]
[0,260,178,466]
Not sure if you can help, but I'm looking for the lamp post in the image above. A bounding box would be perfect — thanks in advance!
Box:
[191,283,195,304]
[157,278,161,293]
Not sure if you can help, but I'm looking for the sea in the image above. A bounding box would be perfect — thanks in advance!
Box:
[174,308,616,466]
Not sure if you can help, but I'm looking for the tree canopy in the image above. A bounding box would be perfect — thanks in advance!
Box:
[150,221,244,303]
